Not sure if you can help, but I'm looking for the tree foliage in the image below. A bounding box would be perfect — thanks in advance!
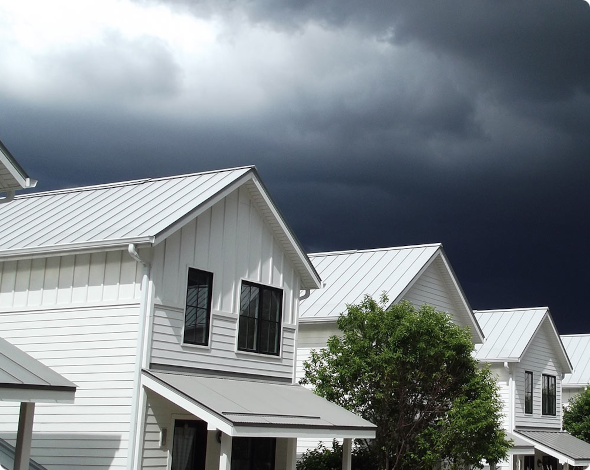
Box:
[300,295,511,470]
[563,387,590,443]
[296,440,377,470]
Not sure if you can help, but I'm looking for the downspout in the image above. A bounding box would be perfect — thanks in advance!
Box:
[300,289,311,301]
[127,244,152,470]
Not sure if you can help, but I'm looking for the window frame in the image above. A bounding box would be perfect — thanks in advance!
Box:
[182,267,214,347]
[237,280,283,356]
[525,371,533,414]
[542,374,556,416]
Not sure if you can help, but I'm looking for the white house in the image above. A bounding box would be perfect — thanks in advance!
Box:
[560,334,590,405]
[474,307,590,469]
[295,244,484,455]
[0,166,375,470]
[0,139,37,203]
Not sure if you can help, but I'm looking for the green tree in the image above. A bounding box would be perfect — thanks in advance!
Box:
[300,295,511,470]
[563,387,590,442]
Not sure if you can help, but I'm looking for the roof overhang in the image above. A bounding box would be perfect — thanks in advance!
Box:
[515,430,590,466]
[142,369,376,439]
[0,140,37,194]
[506,432,535,455]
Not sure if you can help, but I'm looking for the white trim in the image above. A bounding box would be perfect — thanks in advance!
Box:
[181,265,215,349]
[0,388,75,403]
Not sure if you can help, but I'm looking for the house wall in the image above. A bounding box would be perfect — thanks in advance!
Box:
[562,386,583,406]
[149,186,301,381]
[488,363,512,431]
[514,321,563,429]
[401,260,459,317]
[0,251,142,470]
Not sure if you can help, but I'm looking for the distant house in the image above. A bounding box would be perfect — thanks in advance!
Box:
[0,139,37,202]
[295,244,484,455]
[0,167,375,470]
[561,334,590,405]
[475,307,590,469]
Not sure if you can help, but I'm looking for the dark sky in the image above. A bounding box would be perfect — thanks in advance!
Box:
[1,0,589,333]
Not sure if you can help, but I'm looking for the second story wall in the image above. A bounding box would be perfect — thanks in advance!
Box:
[149,185,302,381]
[514,321,563,429]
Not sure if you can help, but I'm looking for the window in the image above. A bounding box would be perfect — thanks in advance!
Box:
[238,281,282,355]
[525,371,533,414]
[184,268,213,346]
[542,374,556,416]
[171,420,207,470]
[524,456,535,470]
[231,437,276,470]
[542,455,558,470]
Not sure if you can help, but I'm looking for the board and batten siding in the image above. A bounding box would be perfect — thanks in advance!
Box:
[514,321,563,428]
[562,387,583,406]
[0,251,142,470]
[150,186,301,380]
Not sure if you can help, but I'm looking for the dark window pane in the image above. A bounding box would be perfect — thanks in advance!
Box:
[184,269,213,346]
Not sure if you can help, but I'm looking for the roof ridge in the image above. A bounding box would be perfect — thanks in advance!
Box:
[561,333,590,337]
[309,243,442,257]
[474,307,548,314]
[12,165,255,199]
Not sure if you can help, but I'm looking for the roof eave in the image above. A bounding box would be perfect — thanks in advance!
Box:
[0,140,37,191]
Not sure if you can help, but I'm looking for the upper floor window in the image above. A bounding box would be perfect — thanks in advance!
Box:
[184,268,213,346]
[542,374,556,416]
[525,371,533,414]
[238,281,282,355]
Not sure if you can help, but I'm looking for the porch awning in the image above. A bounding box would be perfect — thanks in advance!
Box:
[142,369,376,439]
[0,336,76,403]
[506,432,534,455]
[515,430,590,466]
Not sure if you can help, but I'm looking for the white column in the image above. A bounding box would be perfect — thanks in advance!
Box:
[14,402,35,470]
[219,432,232,470]
[342,438,352,470]
[284,438,297,470]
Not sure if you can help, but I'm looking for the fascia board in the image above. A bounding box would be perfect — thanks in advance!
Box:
[298,316,338,324]
[0,237,154,261]
[0,388,75,403]
[152,169,254,246]
[231,426,376,439]
[0,143,37,190]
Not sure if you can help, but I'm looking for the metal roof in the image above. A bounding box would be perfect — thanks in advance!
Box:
[516,430,590,465]
[561,334,590,386]
[142,369,376,437]
[474,308,572,372]
[0,139,37,197]
[300,244,441,319]
[0,167,320,288]
[0,336,76,403]
[298,244,483,342]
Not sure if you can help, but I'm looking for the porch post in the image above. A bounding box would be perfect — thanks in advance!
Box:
[14,402,35,470]
[219,432,232,470]
[342,438,352,470]
[285,438,297,470]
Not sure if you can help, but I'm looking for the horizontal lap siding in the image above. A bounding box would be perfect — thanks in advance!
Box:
[514,321,562,428]
[489,364,511,430]
[401,262,458,320]
[150,187,300,379]
[0,252,141,470]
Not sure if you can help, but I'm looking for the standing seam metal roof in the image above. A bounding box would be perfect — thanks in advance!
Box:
[561,334,590,386]
[299,244,441,319]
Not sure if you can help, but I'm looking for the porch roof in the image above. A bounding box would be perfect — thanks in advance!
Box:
[142,369,376,439]
[0,336,76,403]
[515,430,590,466]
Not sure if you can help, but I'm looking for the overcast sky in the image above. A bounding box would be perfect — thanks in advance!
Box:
[1,0,589,334]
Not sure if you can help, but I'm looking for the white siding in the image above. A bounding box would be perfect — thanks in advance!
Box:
[562,386,583,406]
[489,363,511,431]
[0,251,141,470]
[401,261,459,321]
[514,321,563,428]
[150,186,301,380]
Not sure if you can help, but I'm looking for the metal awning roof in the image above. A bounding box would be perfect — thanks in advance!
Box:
[506,432,534,455]
[142,369,376,439]
[516,430,590,466]
[0,336,76,403]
